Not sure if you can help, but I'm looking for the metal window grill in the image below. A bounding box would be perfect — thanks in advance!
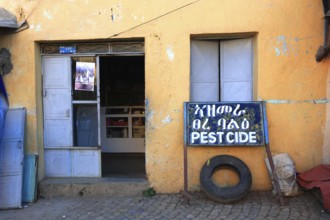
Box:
[41,45,60,54]
[41,42,144,55]
[77,44,109,53]
[110,43,144,53]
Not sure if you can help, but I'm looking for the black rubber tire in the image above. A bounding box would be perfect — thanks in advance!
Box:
[200,155,252,203]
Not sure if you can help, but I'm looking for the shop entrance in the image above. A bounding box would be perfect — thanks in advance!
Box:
[99,56,146,177]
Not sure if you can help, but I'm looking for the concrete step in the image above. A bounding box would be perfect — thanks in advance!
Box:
[39,177,149,198]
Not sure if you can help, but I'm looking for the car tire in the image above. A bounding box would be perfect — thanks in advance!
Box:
[200,155,252,203]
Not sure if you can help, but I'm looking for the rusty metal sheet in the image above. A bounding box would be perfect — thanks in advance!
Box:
[0,8,19,28]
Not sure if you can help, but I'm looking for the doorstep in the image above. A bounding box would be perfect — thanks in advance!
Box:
[39,176,149,198]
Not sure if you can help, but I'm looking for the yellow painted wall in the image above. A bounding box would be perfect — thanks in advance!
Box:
[0,0,328,192]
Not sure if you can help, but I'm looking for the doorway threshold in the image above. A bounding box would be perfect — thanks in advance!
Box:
[41,175,147,184]
[39,176,149,198]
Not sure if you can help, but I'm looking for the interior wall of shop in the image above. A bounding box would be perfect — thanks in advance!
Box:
[0,0,328,192]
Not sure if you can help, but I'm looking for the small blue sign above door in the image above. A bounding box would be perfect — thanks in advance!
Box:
[59,46,76,54]
[184,102,264,146]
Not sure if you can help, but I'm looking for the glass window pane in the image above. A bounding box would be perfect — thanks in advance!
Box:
[73,104,98,146]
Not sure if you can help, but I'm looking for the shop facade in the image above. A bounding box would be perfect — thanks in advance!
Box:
[0,0,329,193]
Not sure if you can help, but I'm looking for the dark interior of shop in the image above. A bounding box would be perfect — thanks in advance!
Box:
[100,56,146,177]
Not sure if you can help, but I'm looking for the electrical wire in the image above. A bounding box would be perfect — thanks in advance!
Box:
[107,0,201,38]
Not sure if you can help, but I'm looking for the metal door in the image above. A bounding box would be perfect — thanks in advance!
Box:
[0,108,26,209]
[43,57,72,176]
[42,56,101,177]
[43,57,72,148]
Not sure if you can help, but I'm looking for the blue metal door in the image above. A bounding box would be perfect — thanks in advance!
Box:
[0,108,26,209]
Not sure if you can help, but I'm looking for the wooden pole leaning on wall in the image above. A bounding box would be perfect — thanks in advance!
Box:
[262,101,286,206]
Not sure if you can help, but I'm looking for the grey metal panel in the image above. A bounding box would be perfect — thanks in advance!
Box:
[0,141,22,175]
[43,89,71,119]
[191,83,219,102]
[0,8,19,28]
[191,40,219,83]
[45,150,71,177]
[0,95,8,142]
[220,38,253,101]
[222,82,252,101]
[0,108,26,209]
[72,150,101,177]
[43,57,71,89]
[1,108,25,140]
[43,57,72,148]
[191,40,219,101]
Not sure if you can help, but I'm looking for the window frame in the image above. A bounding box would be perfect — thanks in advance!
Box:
[190,36,255,102]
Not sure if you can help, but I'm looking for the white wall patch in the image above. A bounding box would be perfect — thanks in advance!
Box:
[162,115,173,124]
[166,46,175,62]
[43,10,53,20]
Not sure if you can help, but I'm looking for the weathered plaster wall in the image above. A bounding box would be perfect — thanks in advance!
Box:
[0,0,328,192]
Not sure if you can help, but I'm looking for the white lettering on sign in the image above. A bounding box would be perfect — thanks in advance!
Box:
[190,131,257,144]
[192,119,201,129]
[194,104,246,118]
[192,119,210,130]
[241,118,250,129]
[249,132,257,143]
[188,103,262,145]
[226,132,235,143]
[227,119,239,130]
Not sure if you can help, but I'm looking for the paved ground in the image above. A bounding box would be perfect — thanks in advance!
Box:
[0,191,329,220]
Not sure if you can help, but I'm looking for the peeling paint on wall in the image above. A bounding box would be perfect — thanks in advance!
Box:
[145,98,155,129]
[131,14,138,20]
[162,115,173,124]
[28,23,41,31]
[36,24,42,32]
[43,10,53,20]
[110,3,122,22]
[130,14,145,22]
[271,35,314,57]
[274,36,288,56]
[166,45,175,62]
[27,109,37,116]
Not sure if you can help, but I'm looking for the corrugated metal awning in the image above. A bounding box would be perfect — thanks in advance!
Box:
[0,7,25,29]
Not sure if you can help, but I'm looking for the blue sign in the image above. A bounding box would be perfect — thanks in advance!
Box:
[59,46,76,54]
[184,102,264,146]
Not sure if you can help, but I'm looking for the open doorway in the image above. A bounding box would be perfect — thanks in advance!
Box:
[100,56,145,177]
